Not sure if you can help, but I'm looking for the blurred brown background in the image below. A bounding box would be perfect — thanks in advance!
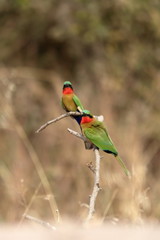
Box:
[0,0,160,224]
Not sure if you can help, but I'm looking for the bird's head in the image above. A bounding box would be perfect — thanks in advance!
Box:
[80,110,94,124]
[63,81,73,94]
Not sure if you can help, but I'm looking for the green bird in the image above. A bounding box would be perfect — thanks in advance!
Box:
[62,81,84,124]
[80,110,130,177]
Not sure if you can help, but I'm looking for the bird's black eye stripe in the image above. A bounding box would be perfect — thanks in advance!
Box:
[63,84,73,89]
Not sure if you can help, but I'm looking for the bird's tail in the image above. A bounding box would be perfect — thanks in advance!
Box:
[115,155,131,178]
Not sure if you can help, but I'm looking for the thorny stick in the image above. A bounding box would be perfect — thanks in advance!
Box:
[36,112,83,133]
[67,129,101,222]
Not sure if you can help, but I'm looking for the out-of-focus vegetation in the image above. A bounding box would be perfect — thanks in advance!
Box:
[0,0,160,224]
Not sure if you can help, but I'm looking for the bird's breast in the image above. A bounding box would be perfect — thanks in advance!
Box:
[62,94,77,111]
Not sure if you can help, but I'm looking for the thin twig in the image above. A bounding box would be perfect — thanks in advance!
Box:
[86,149,101,223]
[36,112,82,133]
[36,112,104,134]
[67,128,94,150]
[24,214,56,230]
[67,128,87,141]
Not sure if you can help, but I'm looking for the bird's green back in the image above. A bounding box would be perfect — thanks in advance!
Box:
[83,121,118,155]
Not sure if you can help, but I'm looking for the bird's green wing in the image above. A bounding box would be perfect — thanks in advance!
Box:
[84,124,118,155]
[73,95,84,111]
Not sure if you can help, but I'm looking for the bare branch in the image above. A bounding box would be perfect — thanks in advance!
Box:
[24,214,56,231]
[36,113,102,224]
[36,112,103,133]
[86,149,101,223]
[36,112,82,133]
[67,128,101,222]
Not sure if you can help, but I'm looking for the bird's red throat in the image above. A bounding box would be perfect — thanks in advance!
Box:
[63,87,73,94]
[81,116,93,124]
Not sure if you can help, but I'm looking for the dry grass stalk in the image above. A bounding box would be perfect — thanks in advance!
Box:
[24,214,56,230]
[0,79,60,223]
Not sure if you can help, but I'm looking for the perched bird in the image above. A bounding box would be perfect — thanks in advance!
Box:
[62,81,84,124]
[62,81,93,149]
[80,110,130,177]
